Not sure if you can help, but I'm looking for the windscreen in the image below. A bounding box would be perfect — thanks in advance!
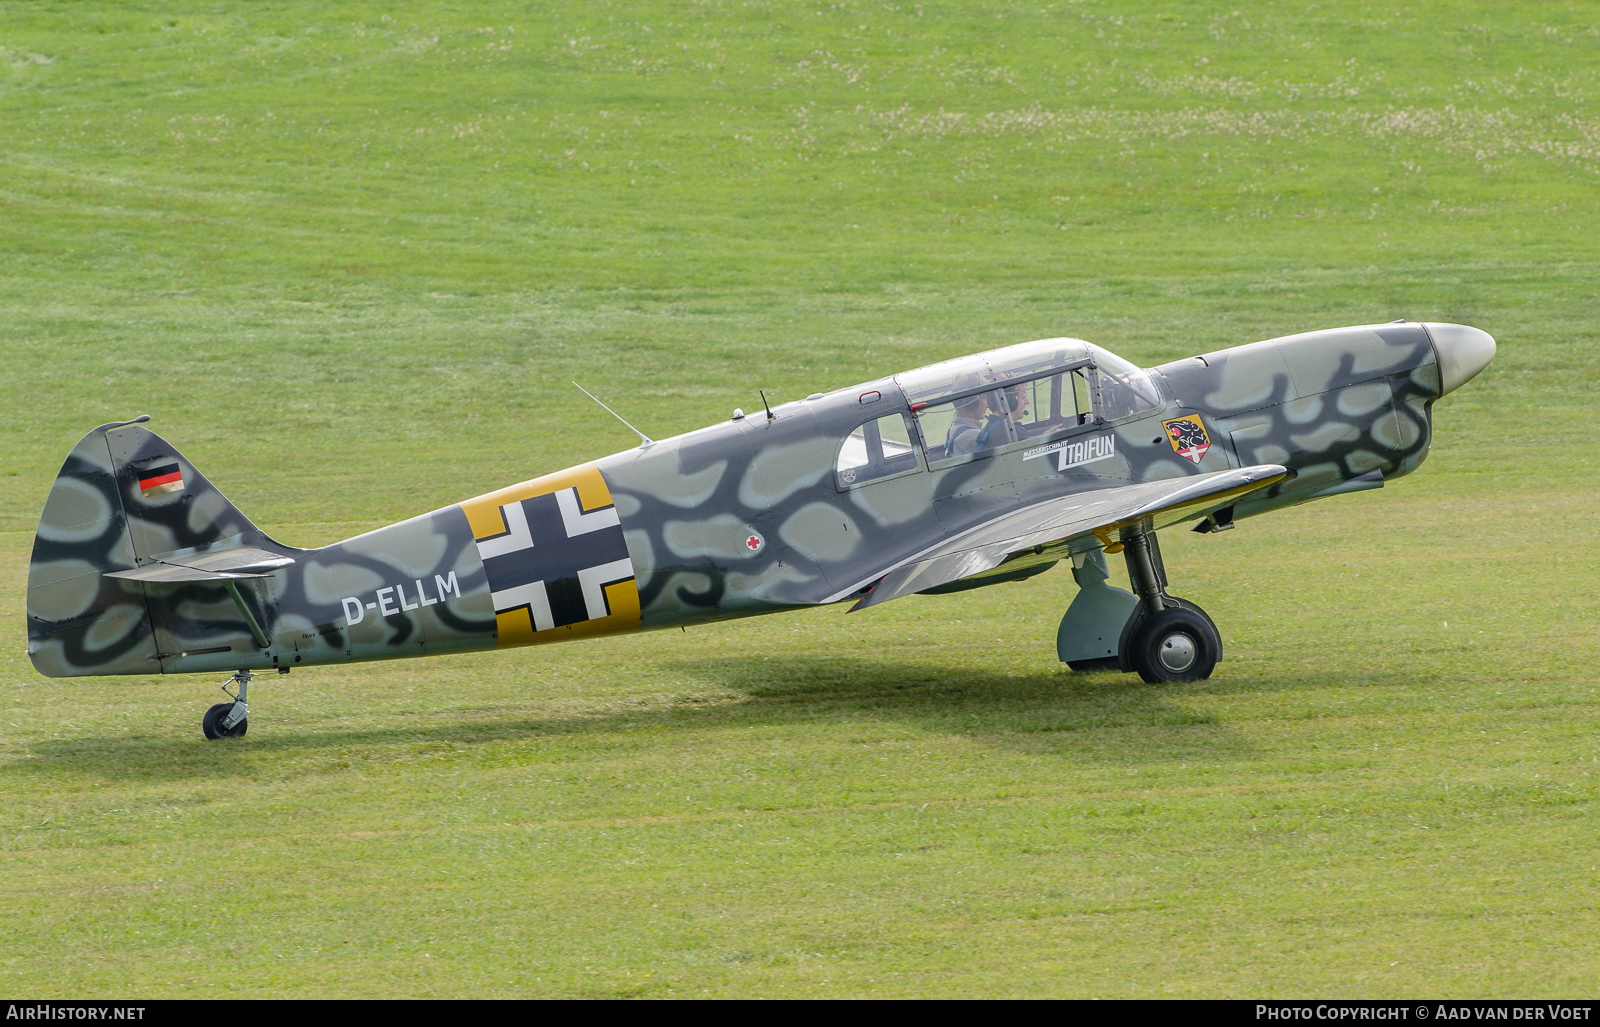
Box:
[1087,345,1161,420]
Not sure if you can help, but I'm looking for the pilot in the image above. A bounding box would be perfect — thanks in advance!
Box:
[944,379,989,458]
[973,378,1032,449]
[1000,381,1034,437]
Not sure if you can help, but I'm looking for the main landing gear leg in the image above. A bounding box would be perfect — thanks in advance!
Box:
[202,670,251,740]
[1117,526,1222,683]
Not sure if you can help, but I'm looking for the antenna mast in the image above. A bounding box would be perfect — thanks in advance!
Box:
[572,382,656,449]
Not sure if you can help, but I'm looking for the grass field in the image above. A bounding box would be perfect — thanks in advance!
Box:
[2,0,1598,998]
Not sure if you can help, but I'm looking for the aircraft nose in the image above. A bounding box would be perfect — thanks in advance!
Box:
[1423,322,1496,396]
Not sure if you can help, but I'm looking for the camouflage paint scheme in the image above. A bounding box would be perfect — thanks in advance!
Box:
[26,321,1494,679]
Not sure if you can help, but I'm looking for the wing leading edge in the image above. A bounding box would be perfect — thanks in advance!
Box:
[840,464,1289,611]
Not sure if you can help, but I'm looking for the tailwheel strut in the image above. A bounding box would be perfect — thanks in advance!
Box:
[1118,525,1222,683]
[202,669,251,740]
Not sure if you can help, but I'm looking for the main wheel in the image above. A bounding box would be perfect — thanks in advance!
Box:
[1127,606,1220,683]
[202,701,248,740]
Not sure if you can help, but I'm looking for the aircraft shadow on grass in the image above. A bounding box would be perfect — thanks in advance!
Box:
[672,655,1267,761]
[7,657,1270,783]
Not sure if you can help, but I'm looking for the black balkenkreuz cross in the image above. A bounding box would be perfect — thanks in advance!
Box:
[479,490,631,628]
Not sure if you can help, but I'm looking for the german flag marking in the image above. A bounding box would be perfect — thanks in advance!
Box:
[138,462,184,497]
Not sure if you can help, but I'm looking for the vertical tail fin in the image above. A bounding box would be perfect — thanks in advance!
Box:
[27,420,277,677]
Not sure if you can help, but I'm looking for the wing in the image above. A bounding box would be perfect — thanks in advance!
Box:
[840,464,1289,611]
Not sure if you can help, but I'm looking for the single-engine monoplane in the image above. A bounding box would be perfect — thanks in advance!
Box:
[26,320,1494,738]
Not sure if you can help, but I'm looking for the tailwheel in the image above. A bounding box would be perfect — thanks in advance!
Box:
[201,669,251,740]
[1127,605,1220,683]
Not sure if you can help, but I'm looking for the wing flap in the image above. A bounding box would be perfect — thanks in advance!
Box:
[850,464,1288,610]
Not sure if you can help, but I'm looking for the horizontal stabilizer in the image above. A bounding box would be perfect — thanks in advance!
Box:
[103,545,292,582]
[846,464,1288,611]
[104,564,273,582]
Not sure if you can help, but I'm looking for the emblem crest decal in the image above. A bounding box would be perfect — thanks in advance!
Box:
[1162,414,1212,464]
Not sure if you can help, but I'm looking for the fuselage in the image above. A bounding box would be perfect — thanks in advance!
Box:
[26,322,1492,678]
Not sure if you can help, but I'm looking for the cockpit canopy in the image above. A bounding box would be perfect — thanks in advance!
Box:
[888,338,1161,469]
[897,337,1086,406]
[833,338,1164,490]
[894,337,1160,419]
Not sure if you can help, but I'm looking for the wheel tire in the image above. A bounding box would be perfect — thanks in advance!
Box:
[1128,606,1220,683]
[202,701,247,740]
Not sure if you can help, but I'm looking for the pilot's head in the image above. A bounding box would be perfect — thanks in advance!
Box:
[952,373,986,417]
[992,375,1029,419]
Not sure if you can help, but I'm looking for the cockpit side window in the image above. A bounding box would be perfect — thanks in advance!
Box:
[835,412,920,489]
[1007,369,1097,436]
[913,389,1007,465]
[914,370,1098,467]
